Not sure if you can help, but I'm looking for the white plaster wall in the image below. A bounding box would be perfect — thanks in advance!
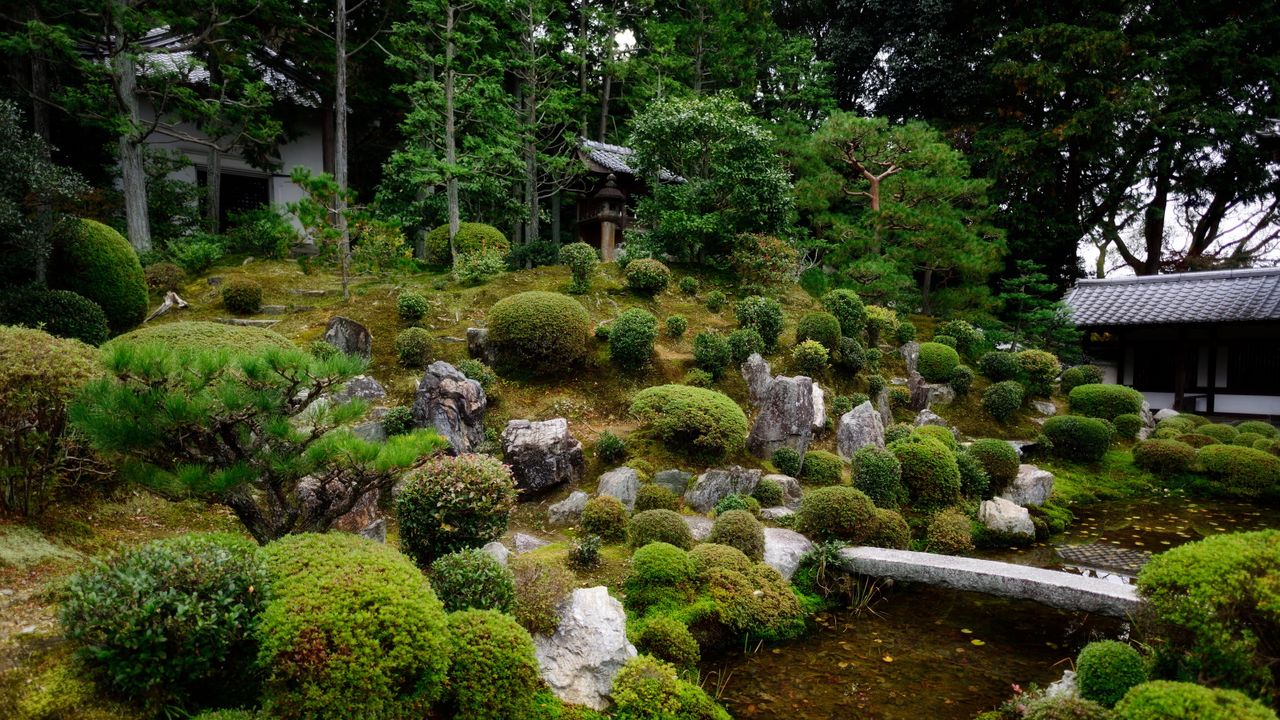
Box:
[1136,390,1279,416]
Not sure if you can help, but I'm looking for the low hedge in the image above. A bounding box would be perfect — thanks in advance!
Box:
[1042,415,1115,463]
[630,385,748,460]
[221,279,263,315]
[424,222,509,265]
[1195,444,1280,497]
[1068,383,1144,420]
[106,320,294,354]
[50,218,147,334]
[1113,413,1143,440]
[1113,681,1276,720]
[917,342,961,383]
[1199,422,1239,443]
[487,291,590,375]
[0,285,109,346]
[1132,439,1195,474]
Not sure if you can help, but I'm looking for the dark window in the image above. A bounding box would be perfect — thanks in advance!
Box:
[1227,343,1280,394]
[196,169,270,229]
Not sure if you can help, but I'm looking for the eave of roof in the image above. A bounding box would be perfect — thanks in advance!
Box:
[1064,266,1280,327]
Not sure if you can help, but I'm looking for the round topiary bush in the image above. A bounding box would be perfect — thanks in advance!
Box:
[713,493,759,516]
[1112,681,1276,720]
[728,327,765,364]
[1132,439,1195,474]
[625,258,672,295]
[795,486,878,543]
[836,336,866,374]
[443,609,541,720]
[1199,422,1239,443]
[772,447,803,477]
[559,241,599,293]
[914,425,958,451]
[1042,415,1115,463]
[896,319,917,344]
[144,261,186,293]
[610,308,658,369]
[955,450,990,499]
[221,278,263,314]
[396,453,518,567]
[394,326,434,367]
[666,314,688,338]
[630,385,748,460]
[925,508,974,554]
[1068,383,1145,420]
[795,312,842,353]
[890,436,962,510]
[106,320,294,354]
[867,508,911,549]
[628,509,694,549]
[679,276,699,295]
[424,222,509,265]
[884,422,912,444]
[610,655,730,720]
[798,449,842,486]
[752,478,784,507]
[705,290,727,313]
[0,285,110,345]
[917,341,961,382]
[60,533,268,709]
[983,380,1025,422]
[487,291,590,374]
[50,218,147,334]
[1237,420,1280,439]
[689,543,755,578]
[257,533,451,719]
[707,509,765,561]
[936,319,982,357]
[1195,444,1280,497]
[636,616,700,674]
[429,548,517,613]
[581,495,629,541]
[792,339,830,375]
[397,291,429,320]
[625,541,696,611]
[852,446,905,508]
[967,439,1020,491]
[1022,695,1113,720]
[1176,433,1219,448]
[1235,432,1266,447]
[864,305,900,346]
[1076,640,1147,708]
[635,483,681,512]
[821,288,866,339]
[949,365,974,395]
[1061,364,1104,395]
[734,295,785,350]
[1113,413,1143,440]
[1016,349,1061,396]
[979,350,1020,381]
[693,331,733,378]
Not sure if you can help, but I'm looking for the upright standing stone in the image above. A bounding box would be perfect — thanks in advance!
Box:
[411,361,487,454]
[747,375,815,458]
[811,382,827,431]
[501,418,585,493]
[548,491,590,525]
[742,353,773,407]
[534,587,637,710]
[322,316,372,358]
[466,327,496,364]
[837,401,885,458]
[683,466,761,513]
[899,341,921,376]
[596,467,641,511]
[1001,464,1054,507]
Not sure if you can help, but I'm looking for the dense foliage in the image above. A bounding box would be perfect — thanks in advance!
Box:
[487,291,591,375]
[444,610,542,720]
[397,454,518,566]
[630,385,749,459]
[1042,415,1115,463]
[1076,640,1147,708]
[429,548,517,613]
[50,219,147,334]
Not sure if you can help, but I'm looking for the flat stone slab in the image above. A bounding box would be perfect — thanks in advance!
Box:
[215,317,280,327]
[839,547,1140,618]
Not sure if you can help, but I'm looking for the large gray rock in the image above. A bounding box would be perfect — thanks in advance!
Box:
[1045,670,1079,700]
[683,515,713,541]
[979,497,1035,539]
[899,341,921,376]
[534,586,637,710]
[351,420,387,443]
[597,467,641,511]
[760,507,795,521]
[1031,399,1057,416]
[652,469,692,496]
[1154,408,1180,421]
[837,401,885,458]
[501,418,585,493]
[683,466,761,513]
[482,541,510,566]
[1140,401,1155,427]
[742,353,773,406]
[466,327,496,364]
[811,382,826,431]
[332,375,387,403]
[747,375,815,458]
[548,491,590,525]
[907,371,931,411]
[761,473,803,507]
[322,316,372,358]
[1001,464,1054,507]
[875,388,893,427]
[913,409,949,428]
[514,532,551,554]
[924,382,956,408]
[411,361,488,454]
[763,527,813,580]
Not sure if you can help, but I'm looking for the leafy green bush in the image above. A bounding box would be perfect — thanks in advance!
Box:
[1022,695,1112,720]
[394,326,434,367]
[705,508,765,560]
[887,385,913,410]
[610,308,659,369]
[936,319,982,357]
[835,336,866,374]
[1235,432,1265,447]
[800,449,844,486]
[382,405,414,437]
[510,556,575,636]
[932,334,957,348]
[795,312,842,353]
[630,385,748,459]
[397,291,429,320]
[635,483,681,512]
[1195,444,1280,497]
[1137,531,1280,700]
[983,380,1025,422]
[50,218,146,333]
[925,508,974,554]
[968,439,1020,490]
[488,291,590,374]
[914,425,958,450]
[635,616,700,675]
[0,285,110,345]
[257,533,451,719]
[890,436,962,510]
[679,276,699,295]
[396,453,518,566]
[795,486,878,542]
[752,478,784,507]
[821,289,866,339]
[629,509,694,549]
[955,450,990,499]
[792,339,830,375]
[1076,640,1147,708]
[868,508,911,549]
[1176,433,1219,448]
[979,351,1020,381]
[852,446,906,508]
[728,327,765,363]
[596,431,626,463]
[864,305,899,346]
[1132,439,1195,474]
[735,295,785,350]
[868,373,886,398]
[705,290,726,312]
[1237,420,1280,439]
[568,534,603,571]
[1061,364,1104,395]
[713,493,759,516]
[221,278,263,314]
[560,242,599,293]
[610,655,730,720]
[896,320,917,344]
[682,368,714,387]
[1112,681,1276,720]
[226,206,297,258]
[429,548,517,613]
[144,261,186,293]
[692,331,732,378]
[61,533,268,710]
[1068,383,1145,420]
[666,314,688,338]
[688,543,754,577]
[772,447,803,476]
[730,233,799,290]
[582,495,629,541]
[456,358,496,390]
[625,542,697,612]
[949,365,974,395]
[1113,413,1143,440]
[454,249,507,285]
[1042,415,1115,463]
[1017,349,1061,396]
[445,609,542,720]
[1199,423,1239,443]
[424,222,509,265]
[170,237,225,274]
[106,320,293,353]
[625,258,672,294]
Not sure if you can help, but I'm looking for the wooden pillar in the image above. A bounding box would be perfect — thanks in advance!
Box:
[1173,327,1187,411]
[601,219,616,262]
[1206,328,1218,415]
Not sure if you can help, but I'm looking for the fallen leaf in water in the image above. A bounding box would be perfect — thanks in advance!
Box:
[971,639,986,646]
[883,655,893,663]
[961,628,973,634]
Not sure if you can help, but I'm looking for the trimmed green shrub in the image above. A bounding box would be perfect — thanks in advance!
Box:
[445,610,541,720]
[666,314,688,338]
[221,279,263,315]
[896,320,917,344]
[1042,415,1115,463]
[792,339,830,375]
[394,326,434,368]
[727,327,764,363]
[713,493,758,516]
[890,436,962,510]
[949,365,974,395]
[983,380,1025,422]
[60,533,268,709]
[629,509,694,549]
[734,295,785,350]
[835,336,866,374]
[821,288,866,339]
[1133,439,1195,473]
[936,319,982,357]
[968,439,1020,490]
[582,495,629,541]
[1017,349,1061,396]
[1199,423,1239,443]
[979,350,1020,381]
[456,358,496,390]
[884,422,913,444]
[625,258,672,295]
[625,542,696,612]
[510,556,575,637]
[429,548,516,613]
[610,655,730,720]
[707,509,765,561]
[772,447,802,477]
[424,222,509,265]
[852,446,905,508]
[800,449,844,486]
[610,308,658,369]
[795,486,878,542]
[864,305,899,346]
[1068,384,1145,420]
[106,320,292,354]
[1235,432,1266,447]
[867,508,911,550]
[636,616,700,675]
[887,385,912,410]
[932,334,957,348]
[682,368,714,387]
[914,425,958,451]
[397,291,429,320]
[488,291,590,374]
[1113,413,1143,440]
[1237,420,1280,439]
[868,373,886,399]
[688,543,754,578]
[1022,696,1112,720]
[705,290,727,312]
[701,561,806,643]
[144,261,186,293]
[925,508,974,554]
[956,451,990,499]
[635,483,681,512]
[1196,444,1280,497]
[1113,681,1277,720]
[795,312,841,353]
[630,385,748,459]
[560,242,599,293]
[51,218,147,334]
[257,533,450,719]
[692,331,733,378]
[596,431,627,463]
[679,276,699,295]
[0,285,110,345]
[1077,640,1147,708]
[752,478,784,507]
[1176,433,1219,448]
[1061,365,1104,395]
[396,453,518,566]
[381,405,414,437]
[830,394,855,419]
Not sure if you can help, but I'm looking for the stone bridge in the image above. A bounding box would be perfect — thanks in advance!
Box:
[840,547,1140,617]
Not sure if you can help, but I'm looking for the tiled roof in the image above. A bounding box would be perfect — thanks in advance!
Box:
[580,139,682,182]
[1064,267,1280,326]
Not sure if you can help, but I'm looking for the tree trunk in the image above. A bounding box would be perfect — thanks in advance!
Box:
[1137,145,1172,276]
[524,91,539,254]
[444,3,460,261]
[111,27,152,253]
[551,191,561,245]
[920,266,933,314]
[206,146,222,233]
[30,51,52,283]
[597,49,612,141]
[335,0,351,300]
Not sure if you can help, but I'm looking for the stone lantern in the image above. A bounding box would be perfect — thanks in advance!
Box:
[592,173,625,261]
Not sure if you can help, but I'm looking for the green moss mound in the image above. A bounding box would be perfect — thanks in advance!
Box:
[1068,383,1144,420]
[867,508,911,549]
[629,509,694,550]
[582,495,628,542]
[967,439,1020,490]
[424,222,509,265]
[1195,444,1280,497]
[635,483,682,512]
[1042,415,1115,463]
[795,311,842,353]
[106,321,294,354]
[445,609,541,720]
[1076,640,1147,707]
[917,342,961,383]
[625,542,697,612]
[799,449,844,486]
[630,385,748,460]
[50,219,147,334]
[925,508,974,554]
[707,509,765,561]
[1132,439,1195,474]
[890,436,961,510]
[1200,423,1239,443]
[635,615,700,674]
[983,380,1024,422]
[488,291,590,375]
[1236,420,1279,439]
[1113,413,1143,440]
[852,446,906,508]
[795,486,878,543]
[610,655,730,720]
[0,285,110,345]
[1022,695,1112,720]
[1113,681,1277,720]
